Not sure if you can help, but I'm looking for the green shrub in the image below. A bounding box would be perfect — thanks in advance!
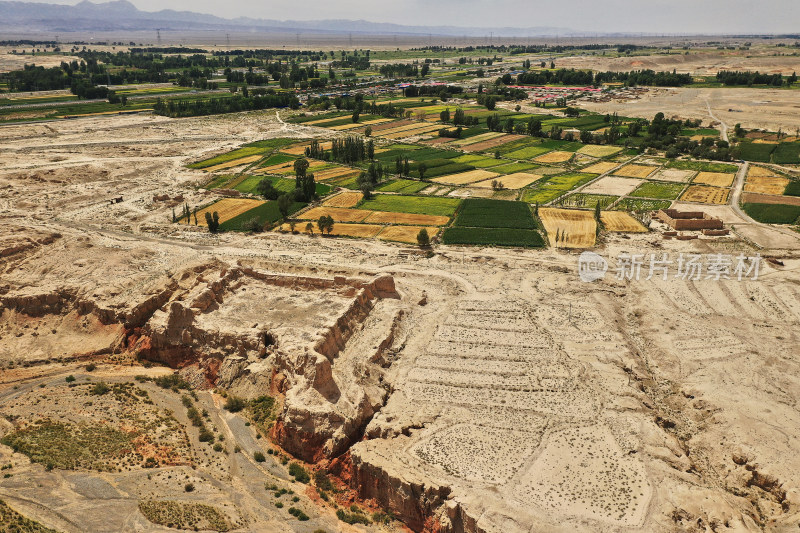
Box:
[90,382,110,396]
[288,507,310,521]
[224,396,245,413]
[288,463,310,483]
[254,451,266,462]
[198,429,214,443]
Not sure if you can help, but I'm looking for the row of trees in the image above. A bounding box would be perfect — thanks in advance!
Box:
[510,68,693,87]
[153,93,299,118]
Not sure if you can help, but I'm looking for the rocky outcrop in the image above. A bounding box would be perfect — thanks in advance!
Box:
[331,448,457,533]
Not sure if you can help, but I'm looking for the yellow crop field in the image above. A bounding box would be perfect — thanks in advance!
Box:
[300,207,372,223]
[693,171,735,187]
[377,226,440,243]
[323,192,363,208]
[680,185,729,204]
[277,222,383,238]
[534,151,574,164]
[377,124,443,139]
[747,166,779,178]
[281,141,332,155]
[614,164,657,179]
[600,211,647,233]
[576,145,623,158]
[448,131,505,147]
[363,211,450,226]
[581,161,619,175]
[431,169,500,185]
[471,172,542,189]
[202,155,262,173]
[314,167,360,181]
[184,198,264,226]
[539,208,597,248]
[744,176,790,195]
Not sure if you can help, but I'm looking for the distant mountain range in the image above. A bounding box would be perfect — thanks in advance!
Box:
[0,0,574,37]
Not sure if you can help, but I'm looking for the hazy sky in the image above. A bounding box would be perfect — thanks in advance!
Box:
[18,0,800,33]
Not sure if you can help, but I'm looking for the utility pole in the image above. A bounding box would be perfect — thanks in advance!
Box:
[226,33,230,48]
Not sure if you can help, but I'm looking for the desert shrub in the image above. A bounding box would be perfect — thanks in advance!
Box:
[184,483,194,492]
[138,500,234,532]
[336,508,371,525]
[254,451,266,462]
[288,507,310,521]
[198,429,214,443]
[288,463,310,483]
[153,374,190,390]
[90,382,110,396]
[224,396,245,413]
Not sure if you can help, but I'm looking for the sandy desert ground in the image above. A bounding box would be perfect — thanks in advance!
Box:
[2,110,800,533]
[578,86,800,134]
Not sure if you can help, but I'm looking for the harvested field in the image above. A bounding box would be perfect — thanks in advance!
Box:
[464,134,525,152]
[539,207,597,248]
[329,118,393,131]
[581,161,619,175]
[471,172,542,189]
[534,151,574,164]
[649,168,695,183]
[280,141,332,156]
[299,206,371,223]
[680,185,729,204]
[323,191,363,208]
[741,192,800,206]
[185,198,265,226]
[363,211,450,226]
[448,131,505,147]
[748,166,779,178]
[601,211,648,232]
[313,167,361,181]
[374,122,439,136]
[377,225,440,243]
[744,176,790,195]
[202,155,262,173]
[447,188,495,198]
[432,169,500,186]
[576,145,623,158]
[614,164,657,179]
[582,176,643,196]
[693,171,735,187]
[369,119,411,132]
[378,124,443,139]
[277,221,382,238]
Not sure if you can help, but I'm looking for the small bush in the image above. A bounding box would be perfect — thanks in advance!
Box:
[224,396,245,413]
[198,429,214,443]
[254,451,266,462]
[288,463,310,483]
[85,363,96,372]
[65,375,76,383]
[90,382,110,396]
[288,507,310,521]
[184,483,194,492]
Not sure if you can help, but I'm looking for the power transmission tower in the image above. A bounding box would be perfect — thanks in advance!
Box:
[156,29,161,46]
[226,33,230,47]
